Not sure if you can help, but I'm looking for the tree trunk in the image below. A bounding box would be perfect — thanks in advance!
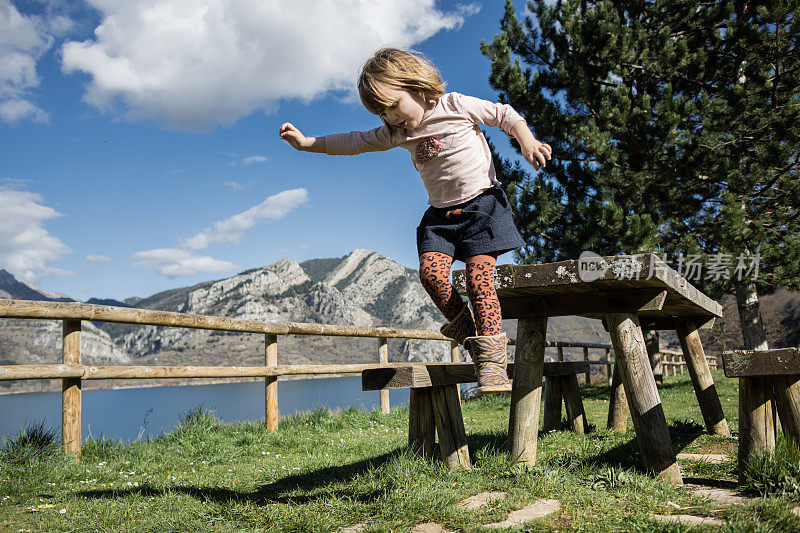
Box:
[734,279,769,351]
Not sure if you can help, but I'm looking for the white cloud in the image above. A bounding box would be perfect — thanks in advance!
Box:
[60,0,478,130]
[242,155,268,165]
[0,98,48,123]
[182,188,308,250]
[0,0,53,124]
[132,188,308,277]
[131,248,238,278]
[0,189,71,282]
[86,254,110,263]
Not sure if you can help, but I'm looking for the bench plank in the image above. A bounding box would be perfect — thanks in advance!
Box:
[361,361,590,391]
[722,348,800,377]
[452,254,722,321]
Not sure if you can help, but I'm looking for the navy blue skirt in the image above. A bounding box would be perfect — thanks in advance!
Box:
[416,186,525,262]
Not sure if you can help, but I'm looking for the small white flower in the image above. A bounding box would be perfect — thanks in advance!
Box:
[59,509,67,514]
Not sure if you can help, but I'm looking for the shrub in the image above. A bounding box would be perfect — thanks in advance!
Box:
[742,437,800,497]
[1,421,60,467]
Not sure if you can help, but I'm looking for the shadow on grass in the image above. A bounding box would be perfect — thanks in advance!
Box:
[77,449,401,505]
[579,380,695,401]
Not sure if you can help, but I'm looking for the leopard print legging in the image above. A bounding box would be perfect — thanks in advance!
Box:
[418,251,502,336]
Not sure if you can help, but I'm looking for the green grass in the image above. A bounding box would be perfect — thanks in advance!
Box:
[1,371,799,531]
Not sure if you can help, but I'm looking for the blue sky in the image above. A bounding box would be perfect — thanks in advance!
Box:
[0,0,534,301]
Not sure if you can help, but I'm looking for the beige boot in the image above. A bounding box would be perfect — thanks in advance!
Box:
[464,333,512,395]
[440,304,476,345]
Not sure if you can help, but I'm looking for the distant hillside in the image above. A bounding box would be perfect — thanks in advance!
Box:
[0,269,75,302]
[86,298,131,308]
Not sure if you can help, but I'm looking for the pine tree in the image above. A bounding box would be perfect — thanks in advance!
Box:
[483,0,800,348]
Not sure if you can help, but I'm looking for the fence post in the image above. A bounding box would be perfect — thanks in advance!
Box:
[557,346,564,362]
[583,346,589,385]
[451,341,460,398]
[379,337,389,413]
[606,348,613,385]
[62,319,81,461]
[265,334,278,432]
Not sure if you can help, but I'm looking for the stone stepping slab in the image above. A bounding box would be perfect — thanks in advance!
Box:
[652,514,725,527]
[676,453,731,464]
[684,480,754,506]
[456,491,508,510]
[483,499,562,529]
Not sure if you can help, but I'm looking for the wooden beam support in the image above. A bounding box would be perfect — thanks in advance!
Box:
[361,361,589,391]
[607,360,628,432]
[738,376,776,481]
[408,387,435,459]
[561,375,588,434]
[508,316,547,465]
[606,312,682,485]
[0,298,455,340]
[675,319,731,436]
[265,334,278,433]
[542,376,563,433]
[773,376,800,444]
[431,385,470,470]
[723,348,800,377]
[499,289,667,319]
[62,319,81,461]
[379,337,390,414]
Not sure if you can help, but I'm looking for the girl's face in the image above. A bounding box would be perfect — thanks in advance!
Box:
[378,87,436,131]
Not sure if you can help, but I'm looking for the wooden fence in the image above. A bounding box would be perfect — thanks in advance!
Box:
[1,298,717,460]
[0,298,616,460]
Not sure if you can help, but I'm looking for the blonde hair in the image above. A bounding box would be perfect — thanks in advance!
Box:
[358,48,446,122]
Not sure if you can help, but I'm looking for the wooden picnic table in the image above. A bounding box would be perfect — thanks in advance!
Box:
[453,253,730,485]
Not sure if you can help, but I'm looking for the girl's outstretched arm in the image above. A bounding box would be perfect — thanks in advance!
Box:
[279,122,327,153]
[510,120,552,171]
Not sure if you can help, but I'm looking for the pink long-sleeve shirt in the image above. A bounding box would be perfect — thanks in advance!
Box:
[323,92,526,208]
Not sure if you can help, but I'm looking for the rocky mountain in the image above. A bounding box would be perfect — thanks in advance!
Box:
[111,249,451,366]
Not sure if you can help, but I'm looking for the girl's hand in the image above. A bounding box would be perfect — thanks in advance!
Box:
[279,122,310,150]
[521,139,552,171]
[509,120,552,171]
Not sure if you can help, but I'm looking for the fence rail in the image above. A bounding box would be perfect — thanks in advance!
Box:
[1,298,712,460]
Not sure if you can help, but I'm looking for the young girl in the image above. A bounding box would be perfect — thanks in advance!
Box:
[279,48,551,394]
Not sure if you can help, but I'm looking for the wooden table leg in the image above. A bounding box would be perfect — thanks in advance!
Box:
[542,376,563,433]
[675,318,731,436]
[409,387,435,459]
[773,375,800,444]
[606,312,682,485]
[738,376,776,482]
[562,375,587,435]
[607,360,629,432]
[508,315,547,465]
[431,385,470,470]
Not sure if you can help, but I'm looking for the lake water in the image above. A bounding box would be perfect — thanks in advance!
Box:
[0,377,410,443]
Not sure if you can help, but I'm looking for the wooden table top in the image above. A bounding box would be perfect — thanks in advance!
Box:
[453,253,722,329]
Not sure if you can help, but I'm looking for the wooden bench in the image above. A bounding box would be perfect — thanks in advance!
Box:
[450,253,728,485]
[362,361,589,470]
[722,347,800,480]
